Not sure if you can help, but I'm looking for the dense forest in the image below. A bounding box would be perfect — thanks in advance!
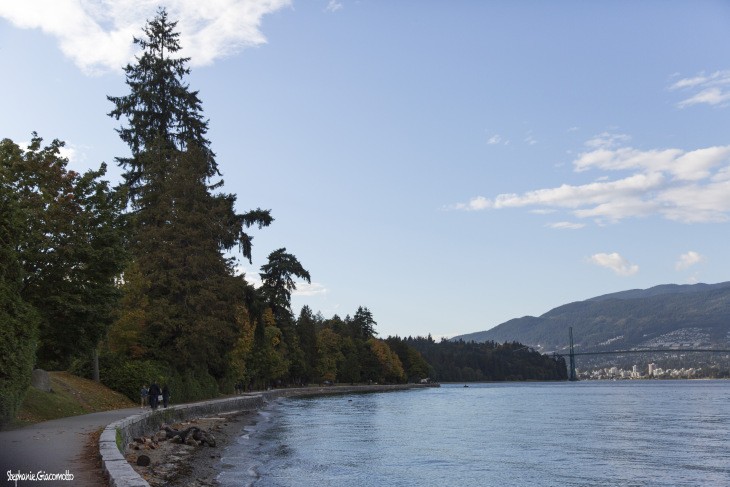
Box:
[406,337,567,382]
[0,9,564,428]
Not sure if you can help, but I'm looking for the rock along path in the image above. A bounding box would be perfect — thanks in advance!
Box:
[1,407,142,487]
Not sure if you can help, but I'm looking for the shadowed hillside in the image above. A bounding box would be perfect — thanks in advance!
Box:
[453,282,730,354]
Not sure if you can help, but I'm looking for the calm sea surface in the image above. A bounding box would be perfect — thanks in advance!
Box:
[217,381,730,486]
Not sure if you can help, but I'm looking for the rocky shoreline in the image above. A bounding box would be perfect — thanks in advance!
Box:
[124,411,254,487]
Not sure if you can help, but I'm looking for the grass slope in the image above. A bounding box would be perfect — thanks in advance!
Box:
[13,371,135,427]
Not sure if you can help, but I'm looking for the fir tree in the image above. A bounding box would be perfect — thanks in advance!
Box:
[107,11,274,389]
[130,142,247,378]
[259,248,311,322]
[108,7,214,197]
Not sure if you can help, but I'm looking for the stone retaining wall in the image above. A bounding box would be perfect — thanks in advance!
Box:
[99,384,423,487]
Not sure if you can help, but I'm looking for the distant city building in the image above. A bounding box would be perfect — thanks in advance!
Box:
[648,363,656,377]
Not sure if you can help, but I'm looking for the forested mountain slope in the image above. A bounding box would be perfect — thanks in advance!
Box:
[453,282,730,353]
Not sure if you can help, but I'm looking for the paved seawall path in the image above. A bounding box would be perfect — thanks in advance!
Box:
[1,384,425,487]
[1,407,142,486]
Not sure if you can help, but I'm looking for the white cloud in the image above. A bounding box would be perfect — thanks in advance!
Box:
[678,87,730,108]
[584,132,630,149]
[452,133,730,224]
[589,252,638,276]
[325,0,343,12]
[670,70,730,108]
[546,221,585,230]
[0,0,291,75]
[293,282,327,296]
[675,251,704,271]
[487,134,503,145]
[452,196,492,211]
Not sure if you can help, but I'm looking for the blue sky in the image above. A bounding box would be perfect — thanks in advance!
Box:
[2,1,730,340]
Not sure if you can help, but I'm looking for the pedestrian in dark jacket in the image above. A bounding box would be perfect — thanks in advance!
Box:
[148,382,161,410]
[162,384,170,408]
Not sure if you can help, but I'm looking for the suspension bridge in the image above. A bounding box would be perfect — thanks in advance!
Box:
[556,327,730,381]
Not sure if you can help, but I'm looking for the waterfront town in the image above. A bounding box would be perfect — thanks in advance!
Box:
[578,364,700,380]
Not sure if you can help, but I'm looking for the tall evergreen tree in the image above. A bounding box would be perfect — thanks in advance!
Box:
[131,144,245,376]
[109,7,271,262]
[296,305,319,383]
[108,7,214,197]
[353,306,377,339]
[259,248,311,321]
[106,11,272,392]
[258,249,311,384]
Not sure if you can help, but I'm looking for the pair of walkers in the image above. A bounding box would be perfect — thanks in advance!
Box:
[141,382,170,409]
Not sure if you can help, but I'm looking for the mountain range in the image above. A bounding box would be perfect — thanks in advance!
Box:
[452,282,730,355]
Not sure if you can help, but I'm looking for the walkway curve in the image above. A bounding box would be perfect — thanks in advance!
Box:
[1,406,142,487]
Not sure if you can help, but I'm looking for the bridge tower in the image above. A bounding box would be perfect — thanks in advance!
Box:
[569,327,577,381]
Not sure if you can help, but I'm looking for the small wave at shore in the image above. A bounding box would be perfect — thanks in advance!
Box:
[219,405,280,487]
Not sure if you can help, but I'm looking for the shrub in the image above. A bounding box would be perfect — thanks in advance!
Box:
[0,283,39,429]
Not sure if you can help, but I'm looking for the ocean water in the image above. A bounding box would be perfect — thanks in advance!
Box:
[217,381,730,486]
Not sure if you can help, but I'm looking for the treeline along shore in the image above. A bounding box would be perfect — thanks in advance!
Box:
[0,8,565,430]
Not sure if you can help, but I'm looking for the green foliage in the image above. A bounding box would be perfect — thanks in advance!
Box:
[74,350,219,403]
[407,337,568,382]
[259,248,311,319]
[95,354,168,402]
[296,306,319,383]
[107,7,215,197]
[0,282,39,429]
[316,327,343,383]
[365,338,406,383]
[385,336,430,381]
[106,10,273,396]
[0,155,39,428]
[353,306,377,339]
[1,135,127,370]
[116,428,123,452]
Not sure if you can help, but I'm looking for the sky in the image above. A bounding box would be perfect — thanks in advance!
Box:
[2,1,730,340]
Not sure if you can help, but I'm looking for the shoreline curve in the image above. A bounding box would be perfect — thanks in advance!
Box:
[99,384,427,487]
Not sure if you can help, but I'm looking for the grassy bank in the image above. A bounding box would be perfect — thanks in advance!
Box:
[12,371,135,428]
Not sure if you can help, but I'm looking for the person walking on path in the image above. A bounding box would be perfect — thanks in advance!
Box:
[148,382,161,410]
[162,384,170,408]
[140,384,149,408]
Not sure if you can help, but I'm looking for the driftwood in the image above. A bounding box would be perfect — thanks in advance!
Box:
[162,425,216,447]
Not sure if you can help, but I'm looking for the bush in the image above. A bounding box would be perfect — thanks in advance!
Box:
[0,284,39,429]
[83,350,221,403]
[98,354,169,402]
[164,368,220,403]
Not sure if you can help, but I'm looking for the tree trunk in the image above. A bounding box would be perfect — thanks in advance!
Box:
[92,348,100,382]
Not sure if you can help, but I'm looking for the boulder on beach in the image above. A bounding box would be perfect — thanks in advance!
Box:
[137,455,151,467]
